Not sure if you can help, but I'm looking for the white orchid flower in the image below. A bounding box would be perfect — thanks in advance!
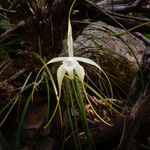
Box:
[47,56,102,94]
[47,0,104,94]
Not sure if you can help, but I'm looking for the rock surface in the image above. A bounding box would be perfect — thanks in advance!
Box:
[62,20,146,97]
[73,21,145,63]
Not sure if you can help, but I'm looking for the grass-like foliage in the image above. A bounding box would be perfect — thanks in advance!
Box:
[29,1,123,149]
[0,0,126,149]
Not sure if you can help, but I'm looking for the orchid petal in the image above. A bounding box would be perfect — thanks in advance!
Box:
[62,57,75,79]
[57,65,66,94]
[65,66,74,79]
[67,19,74,57]
[67,0,76,57]
[47,57,68,64]
[75,57,102,71]
[74,64,85,82]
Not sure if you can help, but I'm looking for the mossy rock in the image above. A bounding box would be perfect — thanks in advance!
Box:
[67,21,146,98]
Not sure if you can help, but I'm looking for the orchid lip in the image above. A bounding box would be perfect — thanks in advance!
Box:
[63,58,75,66]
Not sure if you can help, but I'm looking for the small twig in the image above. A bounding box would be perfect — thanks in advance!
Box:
[84,0,126,30]
[139,6,150,14]
[0,69,26,84]
[0,96,19,127]
[109,11,150,22]
[0,7,16,13]
[97,0,110,7]
[0,20,25,39]
[107,0,144,13]
[133,32,150,45]
[8,69,26,82]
